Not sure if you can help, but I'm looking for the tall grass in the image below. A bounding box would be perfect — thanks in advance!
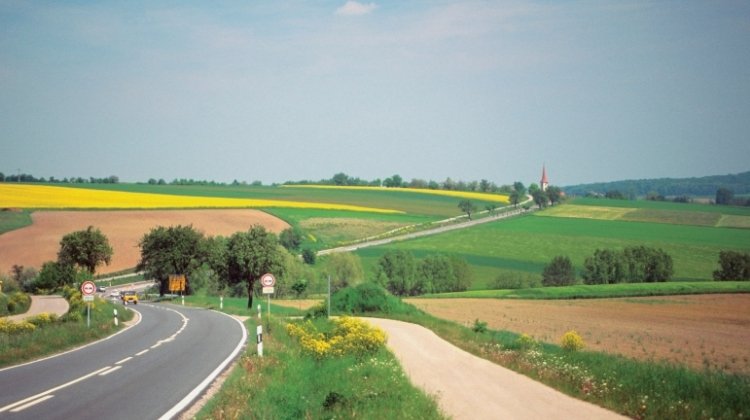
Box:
[196,317,446,419]
[0,298,134,367]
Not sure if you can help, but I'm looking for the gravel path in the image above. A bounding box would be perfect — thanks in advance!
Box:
[365,318,626,420]
[6,295,69,322]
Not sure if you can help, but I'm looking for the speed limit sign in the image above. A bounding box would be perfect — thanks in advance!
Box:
[260,273,276,287]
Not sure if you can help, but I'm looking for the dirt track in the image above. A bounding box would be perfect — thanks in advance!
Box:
[0,210,288,275]
[365,317,625,420]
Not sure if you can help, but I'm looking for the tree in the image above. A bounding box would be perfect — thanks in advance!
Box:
[226,225,286,308]
[332,172,349,186]
[323,252,364,293]
[713,250,750,281]
[510,182,526,207]
[302,248,317,265]
[32,261,77,292]
[546,186,563,205]
[531,188,548,209]
[623,246,673,282]
[542,256,576,286]
[137,225,206,295]
[582,249,625,284]
[716,188,734,205]
[57,226,113,275]
[383,174,403,188]
[279,227,303,251]
[375,250,417,296]
[458,200,477,220]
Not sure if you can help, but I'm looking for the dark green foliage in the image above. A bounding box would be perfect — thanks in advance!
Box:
[323,253,364,293]
[582,249,626,285]
[546,186,563,205]
[137,225,206,295]
[374,250,418,296]
[302,248,317,264]
[279,227,303,251]
[57,226,113,275]
[564,170,750,197]
[491,272,541,289]
[472,319,487,333]
[716,187,734,205]
[542,256,576,286]
[330,282,416,315]
[623,246,673,282]
[713,250,750,281]
[418,255,473,293]
[226,225,286,308]
[457,200,477,220]
[31,261,78,292]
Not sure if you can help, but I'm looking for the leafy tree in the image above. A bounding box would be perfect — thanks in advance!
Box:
[546,186,563,205]
[713,250,750,281]
[531,189,548,209]
[458,200,477,220]
[302,248,317,265]
[485,203,497,215]
[510,182,526,207]
[279,227,303,251]
[226,225,286,308]
[332,172,349,186]
[716,188,734,205]
[418,255,453,294]
[542,256,576,287]
[375,250,417,296]
[383,174,403,188]
[137,225,206,295]
[582,249,625,284]
[323,252,364,293]
[32,261,78,292]
[57,226,113,275]
[479,179,491,192]
[623,246,673,282]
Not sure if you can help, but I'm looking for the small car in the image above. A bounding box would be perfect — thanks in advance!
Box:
[109,290,121,298]
[121,290,138,304]
[97,286,107,292]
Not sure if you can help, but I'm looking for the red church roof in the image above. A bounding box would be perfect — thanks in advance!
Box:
[541,165,548,184]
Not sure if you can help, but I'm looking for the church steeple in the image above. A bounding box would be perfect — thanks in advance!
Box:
[540,165,549,192]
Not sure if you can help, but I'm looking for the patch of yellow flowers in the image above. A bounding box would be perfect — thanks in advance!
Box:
[0,184,401,213]
[283,184,510,203]
[286,316,387,359]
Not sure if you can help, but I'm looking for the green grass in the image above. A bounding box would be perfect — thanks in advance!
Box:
[0,297,134,367]
[180,293,307,317]
[426,281,750,299]
[572,197,750,216]
[0,210,32,234]
[356,213,750,288]
[196,317,446,419]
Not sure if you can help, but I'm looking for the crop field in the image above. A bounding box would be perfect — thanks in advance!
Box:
[356,206,750,288]
[407,294,750,374]
[0,209,289,275]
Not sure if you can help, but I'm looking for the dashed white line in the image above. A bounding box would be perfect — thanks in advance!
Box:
[9,395,55,413]
[99,366,122,376]
[115,356,133,365]
[0,366,110,413]
[136,349,149,356]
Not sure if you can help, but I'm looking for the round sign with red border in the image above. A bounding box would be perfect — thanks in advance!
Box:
[81,280,97,296]
[260,273,276,287]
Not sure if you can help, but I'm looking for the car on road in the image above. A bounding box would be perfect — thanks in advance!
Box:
[97,286,107,292]
[109,290,121,298]
[121,290,138,304]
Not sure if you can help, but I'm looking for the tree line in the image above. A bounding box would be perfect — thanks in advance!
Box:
[285,172,514,194]
[0,172,119,184]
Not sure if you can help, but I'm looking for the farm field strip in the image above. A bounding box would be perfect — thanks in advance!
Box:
[0,184,401,213]
[407,294,750,374]
[283,184,510,203]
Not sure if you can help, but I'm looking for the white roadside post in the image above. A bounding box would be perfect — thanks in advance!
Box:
[114,308,119,327]
[220,296,224,310]
[257,304,261,319]
[257,324,263,357]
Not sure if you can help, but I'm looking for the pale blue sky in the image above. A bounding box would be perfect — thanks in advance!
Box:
[1,1,748,186]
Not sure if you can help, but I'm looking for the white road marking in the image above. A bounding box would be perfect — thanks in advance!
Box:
[0,367,110,413]
[98,366,122,376]
[136,349,149,356]
[115,356,133,365]
[9,395,55,413]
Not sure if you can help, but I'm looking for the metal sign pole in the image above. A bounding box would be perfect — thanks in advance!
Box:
[87,303,90,328]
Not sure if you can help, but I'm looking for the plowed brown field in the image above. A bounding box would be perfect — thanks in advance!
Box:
[407,294,750,374]
[0,210,289,275]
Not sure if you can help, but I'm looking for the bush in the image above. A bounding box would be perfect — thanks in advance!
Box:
[302,248,316,265]
[0,318,36,334]
[491,273,541,289]
[560,330,585,352]
[542,256,576,287]
[26,312,58,327]
[331,282,408,314]
[286,317,386,360]
[515,333,539,351]
[472,319,488,333]
[713,250,750,281]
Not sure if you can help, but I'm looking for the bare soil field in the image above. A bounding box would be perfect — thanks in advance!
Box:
[0,210,289,275]
[406,294,750,374]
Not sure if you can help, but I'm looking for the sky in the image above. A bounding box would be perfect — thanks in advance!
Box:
[1,1,749,187]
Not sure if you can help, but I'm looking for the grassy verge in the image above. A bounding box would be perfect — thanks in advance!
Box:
[321,283,750,419]
[196,317,446,419]
[0,297,134,368]
[180,293,307,317]
[426,281,750,299]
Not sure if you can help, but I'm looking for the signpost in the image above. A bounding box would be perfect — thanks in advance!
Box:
[260,273,276,319]
[81,280,96,328]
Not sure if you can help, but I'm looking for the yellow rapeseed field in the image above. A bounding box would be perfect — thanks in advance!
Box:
[283,184,510,203]
[0,184,401,213]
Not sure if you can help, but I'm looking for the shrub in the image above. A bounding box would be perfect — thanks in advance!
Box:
[472,319,488,333]
[713,250,750,281]
[331,282,410,315]
[0,318,36,334]
[286,317,386,360]
[302,248,316,265]
[515,333,539,351]
[560,330,585,352]
[27,312,58,327]
[491,273,541,289]
[542,256,576,287]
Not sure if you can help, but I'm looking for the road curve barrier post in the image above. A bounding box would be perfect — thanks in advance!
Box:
[220,296,223,310]
[257,325,263,357]
[114,308,118,327]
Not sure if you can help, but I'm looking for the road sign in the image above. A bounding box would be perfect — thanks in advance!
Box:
[83,295,94,302]
[81,281,96,296]
[260,273,276,287]
[262,286,274,295]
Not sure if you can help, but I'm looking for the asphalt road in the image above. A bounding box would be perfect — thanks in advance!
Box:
[0,303,246,420]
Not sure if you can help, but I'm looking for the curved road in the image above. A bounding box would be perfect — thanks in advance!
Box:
[0,303,246,420]
[365,318,626,420]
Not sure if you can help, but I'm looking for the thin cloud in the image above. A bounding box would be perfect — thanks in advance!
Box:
[335,1,377,16]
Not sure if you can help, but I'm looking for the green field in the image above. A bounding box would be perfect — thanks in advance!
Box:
[0,210,32,235]
[355,205,750,288]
